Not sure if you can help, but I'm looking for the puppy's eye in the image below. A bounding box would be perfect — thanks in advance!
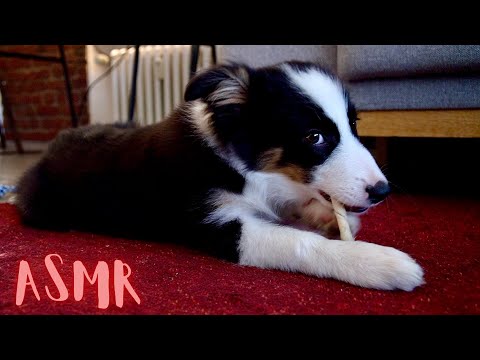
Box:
[305,132,324,145]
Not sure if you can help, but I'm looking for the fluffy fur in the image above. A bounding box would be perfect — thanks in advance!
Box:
[15,61,424,291]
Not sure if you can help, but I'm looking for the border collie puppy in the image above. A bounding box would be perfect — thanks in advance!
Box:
[15,61,424,291]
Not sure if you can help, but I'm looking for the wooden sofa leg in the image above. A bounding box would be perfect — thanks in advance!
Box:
[374,137,388,168]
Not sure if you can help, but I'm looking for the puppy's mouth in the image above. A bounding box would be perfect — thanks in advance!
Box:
[319,191,369,214]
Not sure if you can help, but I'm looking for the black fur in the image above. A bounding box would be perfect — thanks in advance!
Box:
[16,111,244,261]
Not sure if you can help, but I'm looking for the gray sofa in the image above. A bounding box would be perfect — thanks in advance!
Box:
[220,45,480,140]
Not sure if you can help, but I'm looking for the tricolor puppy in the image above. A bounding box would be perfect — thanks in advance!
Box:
[16,61,424,291]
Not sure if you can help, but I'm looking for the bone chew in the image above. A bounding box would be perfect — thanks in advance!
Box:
[332,198,354,241]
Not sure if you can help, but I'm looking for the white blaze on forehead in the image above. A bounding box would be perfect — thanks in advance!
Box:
[283,65,350,134]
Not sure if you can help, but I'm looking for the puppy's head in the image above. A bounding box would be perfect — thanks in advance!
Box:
[185,61,389,213]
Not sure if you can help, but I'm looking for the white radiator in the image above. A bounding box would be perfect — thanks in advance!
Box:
[110,45,214,124]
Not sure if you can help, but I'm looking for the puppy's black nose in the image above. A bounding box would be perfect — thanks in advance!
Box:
[366,181,390,204]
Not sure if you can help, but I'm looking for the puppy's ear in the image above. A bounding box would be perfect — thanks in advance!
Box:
[184,63,251,106]
[184,63,252,149]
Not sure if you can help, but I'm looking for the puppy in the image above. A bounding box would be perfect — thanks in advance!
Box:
[15,61,424,291]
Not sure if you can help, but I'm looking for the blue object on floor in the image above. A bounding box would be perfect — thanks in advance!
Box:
[0,185,16,198]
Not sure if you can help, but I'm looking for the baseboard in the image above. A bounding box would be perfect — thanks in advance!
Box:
[1,140,50,154]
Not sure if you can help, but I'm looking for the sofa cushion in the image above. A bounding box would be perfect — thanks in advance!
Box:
[338,45,480,81]
[347,76,480,110]
[220,45,337,71]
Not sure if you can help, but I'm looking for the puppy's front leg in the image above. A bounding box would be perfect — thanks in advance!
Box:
[238,216,424,291]
[299,198,361,239]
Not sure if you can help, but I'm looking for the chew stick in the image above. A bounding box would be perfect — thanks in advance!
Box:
[332,198,354,241]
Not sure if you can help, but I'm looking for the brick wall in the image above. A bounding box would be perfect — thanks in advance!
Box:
[0,45,89,141]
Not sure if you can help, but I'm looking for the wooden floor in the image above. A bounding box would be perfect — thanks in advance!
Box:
[0,152,41,186]
[0,142,45,204]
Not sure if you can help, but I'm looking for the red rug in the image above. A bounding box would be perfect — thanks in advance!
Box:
[0,194,479,315]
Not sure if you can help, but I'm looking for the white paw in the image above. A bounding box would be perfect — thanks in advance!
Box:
[335,241,425,291]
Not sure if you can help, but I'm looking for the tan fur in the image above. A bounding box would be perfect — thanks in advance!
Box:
[208,67,250,107]
[258,148,307,183]
[189,100,216,141]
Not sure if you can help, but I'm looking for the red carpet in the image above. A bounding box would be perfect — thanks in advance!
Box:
[0,194,479,315]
